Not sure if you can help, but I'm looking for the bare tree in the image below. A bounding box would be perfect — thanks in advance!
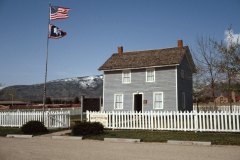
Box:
[213,27,240,109]
[193,36,220,104]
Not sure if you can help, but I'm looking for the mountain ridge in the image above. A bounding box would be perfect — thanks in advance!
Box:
[0,75,103,102]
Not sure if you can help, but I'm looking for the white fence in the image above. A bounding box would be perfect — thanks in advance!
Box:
[87,111,240,132]
[193,105,240,112]
[7,107,81,116]
[0,111,70,128]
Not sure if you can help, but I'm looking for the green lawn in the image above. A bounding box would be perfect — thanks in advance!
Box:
[83,130,240,145]
[1,126,239,145]
[70,115,240,145]
[0,127,66,137]
[0,127,23,136]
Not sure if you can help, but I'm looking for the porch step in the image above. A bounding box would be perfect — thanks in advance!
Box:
[167,140,211,146]
[104,138,141,143]
[6,134,33,138]
[52,136,82,140]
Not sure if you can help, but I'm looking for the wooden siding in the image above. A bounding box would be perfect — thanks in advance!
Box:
[103,66,177,111]
[177,56,193,111]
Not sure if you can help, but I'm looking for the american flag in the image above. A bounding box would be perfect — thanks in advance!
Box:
[50,6,70,20]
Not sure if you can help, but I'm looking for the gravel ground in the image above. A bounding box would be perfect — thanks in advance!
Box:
[0,137,239,160]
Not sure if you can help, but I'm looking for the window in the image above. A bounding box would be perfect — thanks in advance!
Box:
[146,68,155,82]
[114,94,123,109]
[122,70,131,83]
[182,92,186,109]
[153,92,163,109]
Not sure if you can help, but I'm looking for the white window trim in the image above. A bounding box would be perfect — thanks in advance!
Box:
[122,70,131,84]
[153,92,164,109]
[114,94,124,110]
[146,68,155,82]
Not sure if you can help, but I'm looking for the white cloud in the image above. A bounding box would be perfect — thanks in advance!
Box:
[224,29,240,46]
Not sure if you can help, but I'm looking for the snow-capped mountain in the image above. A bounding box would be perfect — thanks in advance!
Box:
[0,75,103,101]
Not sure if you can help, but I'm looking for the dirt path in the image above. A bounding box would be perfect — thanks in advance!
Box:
[0,137,239,160]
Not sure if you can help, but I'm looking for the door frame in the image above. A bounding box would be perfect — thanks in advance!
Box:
[132,92,144,112]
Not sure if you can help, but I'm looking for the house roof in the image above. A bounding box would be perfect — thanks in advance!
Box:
[99,46,196,72]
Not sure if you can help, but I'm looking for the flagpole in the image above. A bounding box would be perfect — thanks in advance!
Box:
[43,3,51,123]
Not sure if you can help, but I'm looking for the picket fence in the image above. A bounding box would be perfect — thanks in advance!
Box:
[9,107,81,116]
[87,111,240,132]
[193,105,240,112]
[0,111,70,128]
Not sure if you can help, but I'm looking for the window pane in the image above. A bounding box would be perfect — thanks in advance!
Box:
[155,102,162,109]
[146,69,154,82]
[115,94,123,109]
[123,71,131,83]
[154,92,163,109]
[156,93,163,101]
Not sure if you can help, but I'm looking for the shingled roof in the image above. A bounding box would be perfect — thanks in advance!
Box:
[99,45,196,72]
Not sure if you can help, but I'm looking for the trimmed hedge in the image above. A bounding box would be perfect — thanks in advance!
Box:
[21,121,48,134]
[72,121,104,136]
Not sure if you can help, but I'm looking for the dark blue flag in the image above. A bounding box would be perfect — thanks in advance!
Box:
[48,24,67,39]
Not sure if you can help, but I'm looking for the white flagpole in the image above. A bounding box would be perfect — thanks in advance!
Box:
[43,3,51,124]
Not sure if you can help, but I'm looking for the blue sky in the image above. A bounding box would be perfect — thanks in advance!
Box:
[0,0,239,87]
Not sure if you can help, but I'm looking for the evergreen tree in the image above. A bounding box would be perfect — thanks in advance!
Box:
[73,96,80,104]
[45,97,52,104]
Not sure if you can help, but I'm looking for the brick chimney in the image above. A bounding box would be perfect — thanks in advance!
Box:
[178,40,183,48]
[118,46,123,55]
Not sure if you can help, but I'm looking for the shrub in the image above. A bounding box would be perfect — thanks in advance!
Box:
[21,121,48,134]
[72,121,104,136]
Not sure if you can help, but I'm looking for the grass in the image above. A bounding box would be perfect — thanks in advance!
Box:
[0,127,23,136]
[0,127,67,137]
[69,115,240,145]
[83,130,240,145]
[1,126,239,145]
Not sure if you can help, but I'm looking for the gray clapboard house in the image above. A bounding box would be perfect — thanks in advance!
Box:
[99,40,196,112]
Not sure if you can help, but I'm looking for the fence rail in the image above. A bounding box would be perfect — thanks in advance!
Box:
[0,111,70,128]
[87,111,240,132]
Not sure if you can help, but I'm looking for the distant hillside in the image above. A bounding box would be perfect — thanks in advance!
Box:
[0,75,103,102]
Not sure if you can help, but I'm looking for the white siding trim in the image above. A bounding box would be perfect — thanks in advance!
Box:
[102,74,105,111]
[175,66,178,111]
[100,64,179,71]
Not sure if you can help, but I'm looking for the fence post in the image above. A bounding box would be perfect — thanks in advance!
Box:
[194,111,198,133]
[46,111,49,128]
[112,111,115,130]
[150,111,153,130]
[86,111,89,122]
